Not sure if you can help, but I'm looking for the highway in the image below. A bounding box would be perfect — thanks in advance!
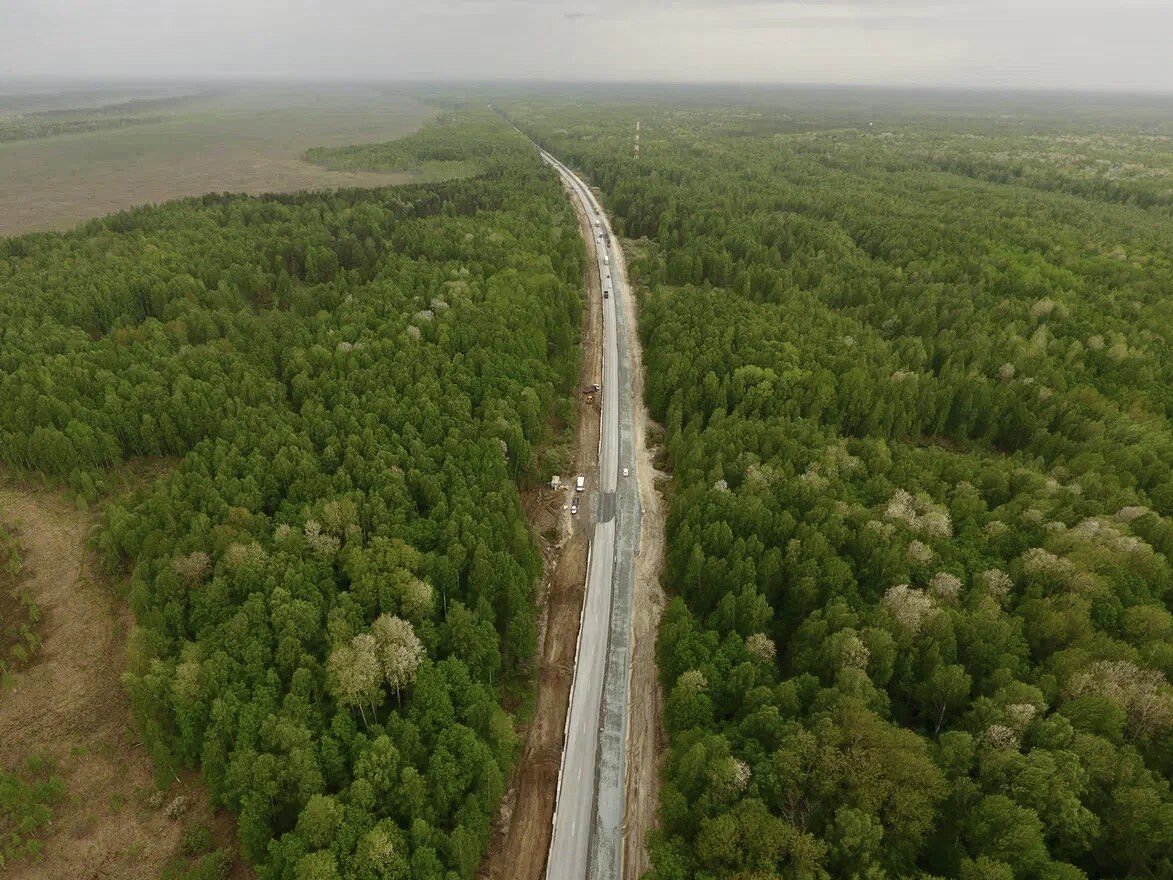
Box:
[538,147,637,880]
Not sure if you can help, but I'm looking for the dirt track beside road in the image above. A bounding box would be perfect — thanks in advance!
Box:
[614,236,668,880]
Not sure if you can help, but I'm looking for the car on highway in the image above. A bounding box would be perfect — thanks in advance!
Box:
[623,467,629,477]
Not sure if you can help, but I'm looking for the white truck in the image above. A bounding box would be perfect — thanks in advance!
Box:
[575,475,586,493]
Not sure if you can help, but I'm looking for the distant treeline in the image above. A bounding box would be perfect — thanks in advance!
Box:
[0,114,168,143]
[304,112,504,174]
[0,92,209,143]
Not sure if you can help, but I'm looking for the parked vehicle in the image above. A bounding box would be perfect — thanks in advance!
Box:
[575,475,585,492]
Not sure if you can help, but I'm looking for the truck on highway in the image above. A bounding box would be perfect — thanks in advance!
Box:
[575,475,585,493]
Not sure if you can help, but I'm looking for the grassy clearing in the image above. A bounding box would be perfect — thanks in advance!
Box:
[0,86,444,237]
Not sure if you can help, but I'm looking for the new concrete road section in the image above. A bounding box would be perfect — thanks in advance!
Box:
[538,147,639,880]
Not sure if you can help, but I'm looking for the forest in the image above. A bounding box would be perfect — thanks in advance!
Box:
[303,110,500,178]
[0,108,584,878]
[507,94,1172,879]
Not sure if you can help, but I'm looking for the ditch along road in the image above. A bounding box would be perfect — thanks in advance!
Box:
[538,151,647,880]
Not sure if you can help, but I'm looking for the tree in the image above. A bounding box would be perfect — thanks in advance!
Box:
[371,614,424,705]
[327,633,382,726]
[917,664,972,735]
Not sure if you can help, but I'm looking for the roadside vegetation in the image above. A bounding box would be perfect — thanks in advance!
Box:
[511,93,1172,880]
[0,108,583,878]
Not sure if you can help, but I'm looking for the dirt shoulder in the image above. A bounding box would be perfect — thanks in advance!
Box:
[481,179,603,880]
[618,235,668,880]
[0,475,246,880]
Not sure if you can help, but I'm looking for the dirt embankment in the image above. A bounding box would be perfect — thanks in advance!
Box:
[615,237,668,880]
[0,476,246,880]
[480,180,603,880]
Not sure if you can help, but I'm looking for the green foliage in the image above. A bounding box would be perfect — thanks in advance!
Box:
[0,511,43,686]
[0,514,19,580]
[0,108,583,878]
[180,822,215,856]
[509,93,1173,879]
[0,755,65,868]
[304,111,511,176]
[163,847,235,880]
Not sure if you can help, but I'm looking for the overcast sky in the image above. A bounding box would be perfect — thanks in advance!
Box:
[1,0,1170,92]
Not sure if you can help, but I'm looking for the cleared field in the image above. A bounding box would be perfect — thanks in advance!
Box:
[0,87,444,237]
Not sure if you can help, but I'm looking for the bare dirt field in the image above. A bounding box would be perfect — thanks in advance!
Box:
[0,474,248,879]
[616,236,668,880]
[481,182,604,880]
[0,87,442,237]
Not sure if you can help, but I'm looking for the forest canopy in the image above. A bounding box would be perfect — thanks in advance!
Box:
[506,93,1173,880]
[0,108,583,879]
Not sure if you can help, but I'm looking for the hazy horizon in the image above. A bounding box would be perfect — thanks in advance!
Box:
[1,0,1170,93]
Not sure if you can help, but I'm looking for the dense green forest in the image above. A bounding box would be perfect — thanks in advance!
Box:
[509,95,1172,879]
[0,109,583,878]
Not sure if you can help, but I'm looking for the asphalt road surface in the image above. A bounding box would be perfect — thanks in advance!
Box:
[539,148,632,880]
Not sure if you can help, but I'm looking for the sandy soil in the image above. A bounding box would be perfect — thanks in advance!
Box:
[0,477,246,879]
[480,179,604,880]
[614,234,669,880]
